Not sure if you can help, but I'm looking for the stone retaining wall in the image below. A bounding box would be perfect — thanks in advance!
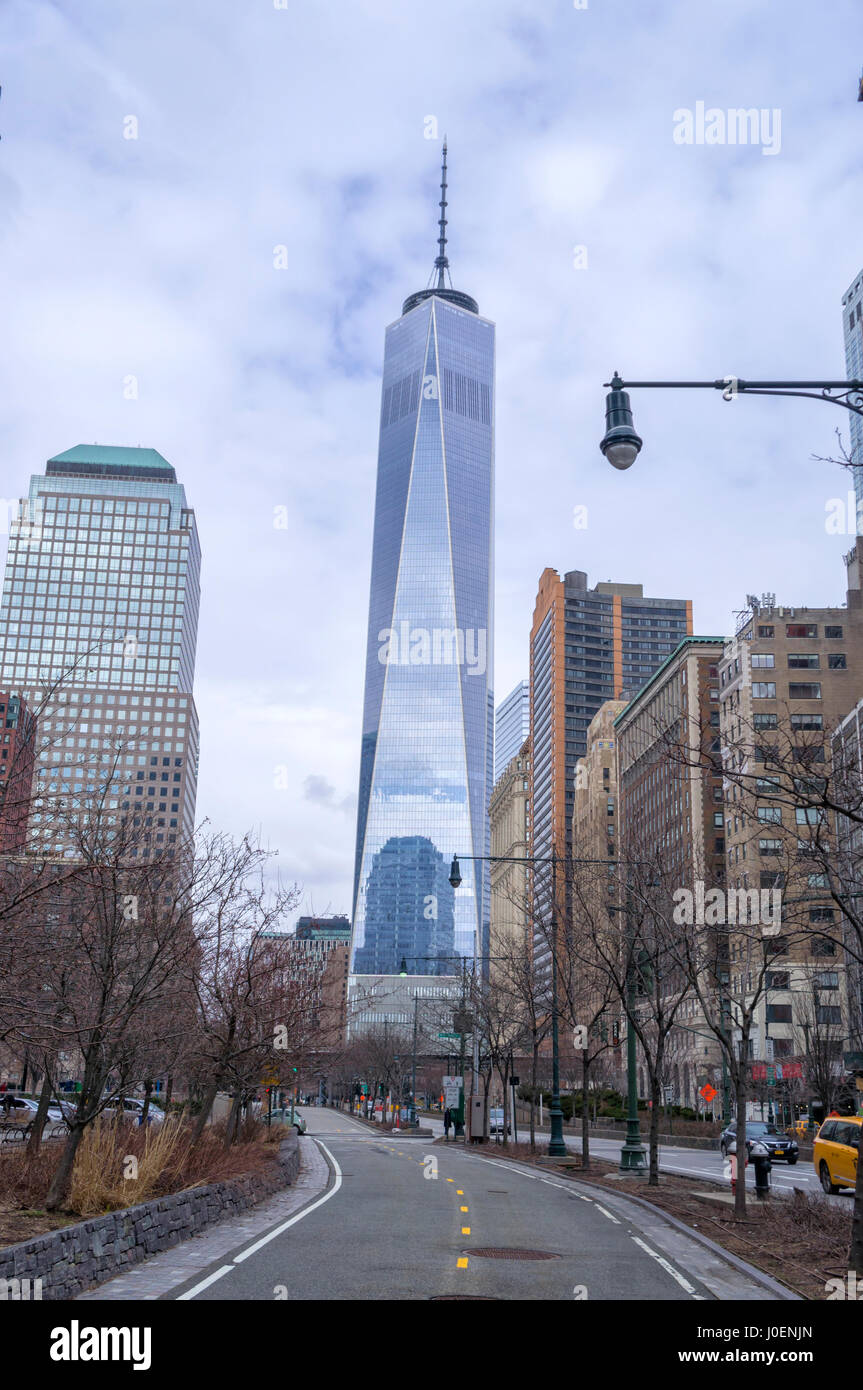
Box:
[0,1133,300,1300]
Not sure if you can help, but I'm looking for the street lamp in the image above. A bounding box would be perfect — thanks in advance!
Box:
[599,374,643,470]
[599,373,863,468]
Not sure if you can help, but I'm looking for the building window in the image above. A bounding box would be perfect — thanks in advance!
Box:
[758,806,782,823]
[828,653,847,670]
[790,713,823,730]
[754,713,778,730]
[787,653,819,669]
[757,626,774,638]
[793,744,824,763]
[786,624,817,638]
[824,625,843,639]
[751,654,775,668]
[766,1004,792,1023]
[789,683,821,699]
[814,972,839,989]
[752,683,776,699]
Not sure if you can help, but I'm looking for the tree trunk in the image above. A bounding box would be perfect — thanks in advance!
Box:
[164,1074,174,1114]
[648,1075,661,1186]
[26,1071,55,1158]
[530,1036,538,1153]
[581,1058,590,1171]
[140,1079,153,1126]
[44,1124,86,1211]
[734,1052,748,1219]
[224,1092,242,1148]
[191,1079,220,1144]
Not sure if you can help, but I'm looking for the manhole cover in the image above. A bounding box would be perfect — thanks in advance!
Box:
[462,1248,561,1261]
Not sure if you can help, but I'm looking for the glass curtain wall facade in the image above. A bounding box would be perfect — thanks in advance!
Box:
[0,445,201,855]
[841,270,863,532]
[494,679,529,784]
[352,293,495,976]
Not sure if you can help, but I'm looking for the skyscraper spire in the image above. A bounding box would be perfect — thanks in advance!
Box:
[434,137,448,288]
[402,138,478,317]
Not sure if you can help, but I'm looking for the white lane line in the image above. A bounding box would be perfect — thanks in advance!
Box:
[594,1204,620,1224]
[630,1236,704,1299]
[176,1265,235,1301]
[232,1140,342,1264]
[469,1155,541,1180]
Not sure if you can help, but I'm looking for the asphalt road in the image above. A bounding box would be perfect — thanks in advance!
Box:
[417,1113,849,1204]
[176,1108,720,1301]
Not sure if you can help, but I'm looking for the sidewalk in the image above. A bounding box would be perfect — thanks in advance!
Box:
[77,1139,331,1301]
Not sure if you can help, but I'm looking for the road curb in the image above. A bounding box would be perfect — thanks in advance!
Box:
[456,1148,801,1301]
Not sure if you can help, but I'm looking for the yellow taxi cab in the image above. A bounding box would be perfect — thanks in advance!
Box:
[813,1114,861,1193]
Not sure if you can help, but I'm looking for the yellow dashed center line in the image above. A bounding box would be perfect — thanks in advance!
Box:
[461,1226,471,1235]
[460,1205,468,1212]
[457,1257,468,1269]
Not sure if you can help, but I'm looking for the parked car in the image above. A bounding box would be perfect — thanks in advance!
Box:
[0,1095,65,1124]
[266,1106,306,1134]
[719,1120,798,1163]
[813,1115,861,1194]
[101,1097,165,1125]
[488,1107,511,1136]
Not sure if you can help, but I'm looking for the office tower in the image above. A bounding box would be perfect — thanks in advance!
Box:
[494,680,529,784]
[572,698,626,867]
[489,737,530,988]
[0,693,36,851]
[841,271,863,531]
[718,567,863,1072]
[614,641,726,1109]
[295,914,352,943]
[529,569,691,880]
[0,445,201,856]
[833,698,863,1050]
[352,144,494,976]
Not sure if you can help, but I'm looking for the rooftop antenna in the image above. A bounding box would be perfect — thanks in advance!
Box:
[433,138,450,289]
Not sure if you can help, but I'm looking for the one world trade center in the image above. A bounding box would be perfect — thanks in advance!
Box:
[351,144,494,977]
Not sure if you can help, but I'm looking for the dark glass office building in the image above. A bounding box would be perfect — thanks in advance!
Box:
[351,146,494,976]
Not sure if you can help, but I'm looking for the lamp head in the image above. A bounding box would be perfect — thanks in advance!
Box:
[600,373,642,470]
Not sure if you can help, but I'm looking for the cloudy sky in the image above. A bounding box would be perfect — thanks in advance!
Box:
[1,0,861,923]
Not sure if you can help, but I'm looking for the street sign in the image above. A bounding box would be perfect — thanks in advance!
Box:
[699,1083,717,1104]
[442,1074,461,1109]
[438,1032,460,1040]
[510,1075,520,1086]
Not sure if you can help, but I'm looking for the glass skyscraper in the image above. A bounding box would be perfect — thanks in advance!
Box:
[0,444,200,855]
[841,270,863,532]
[351,146,494,977]
[494,680,529,784]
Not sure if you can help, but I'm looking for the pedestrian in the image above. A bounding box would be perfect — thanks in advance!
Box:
[444,1107,451,1141]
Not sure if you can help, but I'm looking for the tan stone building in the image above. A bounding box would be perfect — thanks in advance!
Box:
[718,554,863,1102]
[614,638,727,1110]
[489,738,530,985]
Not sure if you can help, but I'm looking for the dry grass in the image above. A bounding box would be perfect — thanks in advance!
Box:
[0,1116,281,1239]
[69,1117,187,1214]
